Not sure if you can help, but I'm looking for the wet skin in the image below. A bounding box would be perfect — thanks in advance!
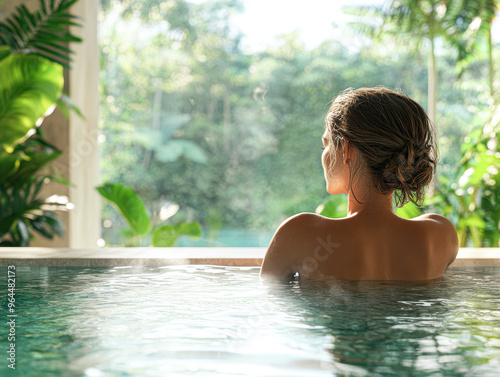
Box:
[260,132,459,282]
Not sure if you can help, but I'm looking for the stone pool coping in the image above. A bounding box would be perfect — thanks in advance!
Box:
[0,247,499,267]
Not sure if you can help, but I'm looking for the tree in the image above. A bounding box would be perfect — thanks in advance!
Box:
[346,0,480,125]
[98,0,497,246]
[454,0,498,98]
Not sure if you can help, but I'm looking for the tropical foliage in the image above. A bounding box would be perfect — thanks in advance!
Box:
[97,183,202,247]
[0,0,81,246]
[98,0,499,247]
[344,0,500,247]
[0,0,81,68]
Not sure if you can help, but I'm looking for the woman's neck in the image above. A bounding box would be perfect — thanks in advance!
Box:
[346,188,394,218]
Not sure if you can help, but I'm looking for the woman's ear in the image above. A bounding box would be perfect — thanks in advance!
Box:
[343,139,351,164]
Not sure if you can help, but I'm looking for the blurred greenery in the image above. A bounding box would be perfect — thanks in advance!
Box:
[97,182,202,246]
[0,133,67,246]
[98,0,500,247]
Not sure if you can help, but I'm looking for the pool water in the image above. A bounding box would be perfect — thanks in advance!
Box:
[1,266,499,377]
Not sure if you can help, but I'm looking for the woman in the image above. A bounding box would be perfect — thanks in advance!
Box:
[260,87,459,281]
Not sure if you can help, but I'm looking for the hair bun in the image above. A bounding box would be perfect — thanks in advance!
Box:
[324,87,438,207]
[382,143,434,192]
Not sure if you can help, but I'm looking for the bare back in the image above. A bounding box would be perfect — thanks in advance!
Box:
[260,212,459,281]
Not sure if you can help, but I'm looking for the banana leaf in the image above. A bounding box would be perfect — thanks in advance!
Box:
[152,222,202,247]
[0,54,63,150]
[97,183,151,236]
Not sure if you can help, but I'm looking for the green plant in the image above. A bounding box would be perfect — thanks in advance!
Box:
[315,194,423,220]
[429,104,500,247]
[344,0,492,127]
[315,195,348,218]
[0,133,69,245]
[0,50,63,149]
[98,0,499,239]
[0,176,65,246]
[97,182,202,247]
[0,0,81,68]
[0,0,82,245]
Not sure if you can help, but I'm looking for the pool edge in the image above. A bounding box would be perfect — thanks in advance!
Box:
[0,247,498,267]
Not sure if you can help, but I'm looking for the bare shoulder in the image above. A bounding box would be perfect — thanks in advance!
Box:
[260,212,324,281]
[267,212,326,248]
[416,213,455,232]
[276,212,325,230]
[414,213,459,266]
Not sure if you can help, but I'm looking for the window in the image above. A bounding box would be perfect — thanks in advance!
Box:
[98,0,489,247]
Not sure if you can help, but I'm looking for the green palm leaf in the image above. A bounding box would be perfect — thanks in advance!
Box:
[0,177,65,245]
[0,0,82,68]
[97,183,151,236]
[0,54,63,150]
[0,177,57,236]
[152,222,202,247]
[395,201,423,219]
[0,135,62,187]
[0,46,10,61]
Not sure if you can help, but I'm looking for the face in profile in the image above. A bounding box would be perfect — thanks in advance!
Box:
[321,130,348,196]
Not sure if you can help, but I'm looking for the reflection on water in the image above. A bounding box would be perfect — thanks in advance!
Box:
[266,270,500,376]
[0,266,499,377]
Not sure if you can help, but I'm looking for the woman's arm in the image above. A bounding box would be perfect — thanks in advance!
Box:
[259,213,315,282]
[420,213,459,268]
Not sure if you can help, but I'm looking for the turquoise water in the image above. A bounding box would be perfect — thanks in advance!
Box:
[0,266,499,377]
[176,228,274,247]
